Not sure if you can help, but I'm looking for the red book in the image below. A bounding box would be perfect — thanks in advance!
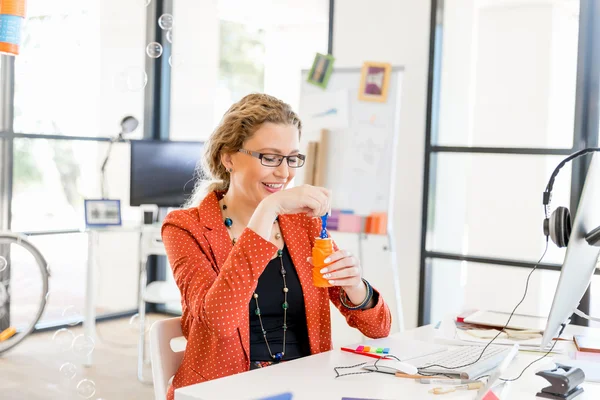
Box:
[456,309,478,323]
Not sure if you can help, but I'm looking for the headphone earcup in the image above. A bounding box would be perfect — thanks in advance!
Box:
[549,206,572,248]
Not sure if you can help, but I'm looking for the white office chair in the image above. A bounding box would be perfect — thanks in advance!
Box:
[137,225,181,384]
[150,317,185,400]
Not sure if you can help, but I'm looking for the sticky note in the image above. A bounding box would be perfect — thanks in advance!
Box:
[482,391,500,400]
[363,346,370,352]
[383,348,390,354]
[356,346,364,352]
[376,348,383,353]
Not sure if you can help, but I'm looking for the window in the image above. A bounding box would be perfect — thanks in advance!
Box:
[421,0,591,325]
[215,20,266,121]
[13,0,146,138]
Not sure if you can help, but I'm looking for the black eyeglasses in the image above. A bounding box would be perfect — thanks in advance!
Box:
[238,149,306,168]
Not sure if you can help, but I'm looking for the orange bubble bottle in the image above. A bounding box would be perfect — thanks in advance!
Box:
[312,215,334,287]
[0,0,27,56]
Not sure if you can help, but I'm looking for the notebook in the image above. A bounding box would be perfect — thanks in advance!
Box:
[574,335,600,353]
[463,310,547,332]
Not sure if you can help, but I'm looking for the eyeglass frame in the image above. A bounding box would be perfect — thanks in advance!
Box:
[237,149,306,168]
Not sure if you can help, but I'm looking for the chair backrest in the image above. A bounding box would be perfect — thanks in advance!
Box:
[150,317,185,400]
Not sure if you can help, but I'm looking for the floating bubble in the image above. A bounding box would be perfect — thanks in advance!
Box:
[76,379,96,399]
[116,67,148,92]
[53,328,75,352]
[166,29,173,44]
[169,53,184,68]
[146,42,163,59]
[129,313,142,331]
[59,362,77,380]
[158,14,173,30]
[0,283,8,308]
[144,0,151,6]
[62,305,82,326]
[0,256,7,272]
[72,334,95,356]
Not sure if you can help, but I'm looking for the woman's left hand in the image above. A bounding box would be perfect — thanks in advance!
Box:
[308,249,369,305]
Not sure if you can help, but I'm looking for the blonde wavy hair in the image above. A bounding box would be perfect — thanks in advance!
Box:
[184,93,302,208]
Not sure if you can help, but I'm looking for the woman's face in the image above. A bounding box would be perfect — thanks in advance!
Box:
[225,122,300,208]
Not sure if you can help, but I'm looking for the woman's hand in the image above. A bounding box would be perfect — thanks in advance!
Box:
[308,249,372,307]
[262,184,331,217]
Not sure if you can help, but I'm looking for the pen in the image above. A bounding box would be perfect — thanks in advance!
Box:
[418,378,480,385]
[340,347,384,359]
[429,382,484,395]
[395,373,448,379]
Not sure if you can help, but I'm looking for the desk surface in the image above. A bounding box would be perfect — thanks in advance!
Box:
[175,324,600,400]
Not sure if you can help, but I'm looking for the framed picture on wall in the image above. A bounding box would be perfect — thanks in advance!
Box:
[358,61,392,102]
[84,199,122,227]
[307,53,335,89]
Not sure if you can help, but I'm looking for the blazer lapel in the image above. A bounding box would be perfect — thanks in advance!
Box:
[197,191,233,270]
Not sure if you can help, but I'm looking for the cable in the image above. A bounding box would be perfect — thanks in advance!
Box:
[544,148,600,199]
[499,323,565,382]
[418,240,549,373]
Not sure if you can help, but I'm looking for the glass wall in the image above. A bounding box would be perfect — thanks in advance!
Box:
[421,0,600,325]
[3,0,330,329]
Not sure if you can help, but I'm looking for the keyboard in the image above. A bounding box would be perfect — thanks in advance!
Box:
[410,345,511,379]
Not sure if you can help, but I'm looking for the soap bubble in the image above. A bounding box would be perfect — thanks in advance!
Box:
[59,362,77,380]
[72,334,95,356]
[53,328,75,352]
[62,305,82,326]
[0,283,8,308]
[146,42,163,59]
[144,0,151,6]
[158,14,173,30]
[129,313,144,331]
[169,53,184,68]
[0,256,7,272]
[116,67,148,92]
[76,379,96,399]
[129,313,150,334]
[166,29,172,44]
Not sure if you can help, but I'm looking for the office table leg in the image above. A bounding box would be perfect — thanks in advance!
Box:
[83,230,97,367]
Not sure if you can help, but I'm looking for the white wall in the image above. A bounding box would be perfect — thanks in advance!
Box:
[333,0,432,329]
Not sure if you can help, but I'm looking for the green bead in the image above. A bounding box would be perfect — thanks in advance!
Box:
[255,308,261,316]
[277,249,283,257]
[282,302,288,309]
[283,324,287,330]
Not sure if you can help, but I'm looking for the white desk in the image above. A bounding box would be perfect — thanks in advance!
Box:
[175,324,600,400]
[83,224,165,367]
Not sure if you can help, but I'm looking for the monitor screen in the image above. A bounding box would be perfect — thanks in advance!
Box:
[130,140,204,207]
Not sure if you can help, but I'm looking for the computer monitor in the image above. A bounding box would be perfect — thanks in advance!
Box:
[541,153,600,349]
[129,140,204,207]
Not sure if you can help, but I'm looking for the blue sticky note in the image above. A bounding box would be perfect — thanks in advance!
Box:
[256,393,293,400]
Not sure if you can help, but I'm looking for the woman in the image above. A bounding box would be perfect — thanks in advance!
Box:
[162,93,391,399]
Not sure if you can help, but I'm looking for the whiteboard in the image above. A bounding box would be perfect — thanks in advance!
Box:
[298,67,404,217]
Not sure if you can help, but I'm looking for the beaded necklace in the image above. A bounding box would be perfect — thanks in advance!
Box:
[221,201,288,361]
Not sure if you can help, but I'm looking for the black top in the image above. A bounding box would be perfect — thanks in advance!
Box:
[249,245,311,361]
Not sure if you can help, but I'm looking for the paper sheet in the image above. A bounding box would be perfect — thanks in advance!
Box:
[300,90,350,131]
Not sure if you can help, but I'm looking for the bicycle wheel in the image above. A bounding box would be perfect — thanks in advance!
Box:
[0,232,50,355]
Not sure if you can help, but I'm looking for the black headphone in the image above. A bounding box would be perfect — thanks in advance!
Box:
[543,148,600,248]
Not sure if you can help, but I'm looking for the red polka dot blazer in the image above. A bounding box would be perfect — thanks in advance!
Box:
[161,191,392,400]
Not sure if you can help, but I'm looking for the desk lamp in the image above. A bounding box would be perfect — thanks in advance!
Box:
[100,116,139,198]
